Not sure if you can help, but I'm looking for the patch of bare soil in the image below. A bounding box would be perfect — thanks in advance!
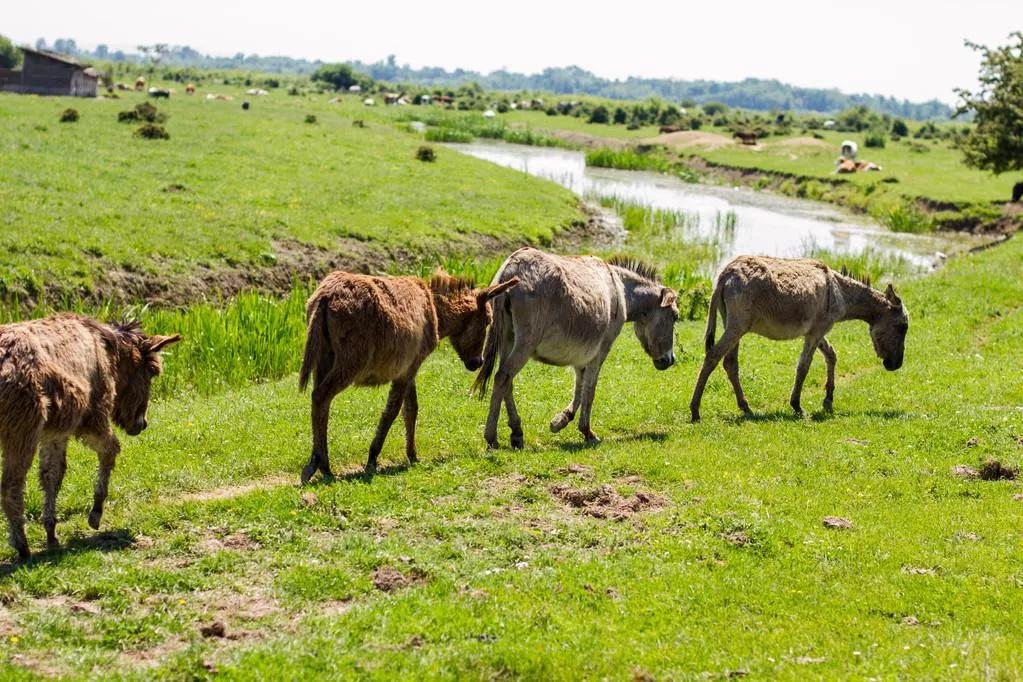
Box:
[951,464,980,479]
[646,130,734,151]
[34,595,101,615]
[544,129,629,150]
[979,458,1019,481]
[822,516,853,530]
[174,475,294,504]
[720,531,750,547]
[549,484,667,521]
[770,136,831,150]
[201,529,260,553]
[372,565,427,592]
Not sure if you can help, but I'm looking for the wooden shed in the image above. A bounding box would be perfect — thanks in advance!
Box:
[0,47,99,97]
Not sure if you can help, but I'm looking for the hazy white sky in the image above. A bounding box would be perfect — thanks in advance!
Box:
[4,0,1020,102]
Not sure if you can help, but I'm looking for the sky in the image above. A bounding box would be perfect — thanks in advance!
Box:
[4,0,1020,102]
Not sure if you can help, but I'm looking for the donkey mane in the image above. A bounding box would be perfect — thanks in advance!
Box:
[606,255,660,283]
[428,271,476,295]
[838,264,872,288]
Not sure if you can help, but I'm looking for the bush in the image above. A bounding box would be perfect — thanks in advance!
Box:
[304,114,317,124]
[118,102,165,123]
[416,145,436,162]
[891,119,909,137]
[702,102,729,116]
[134,123,170,140]
[864,131,887,148]
[352,119,366,128]
[545,107,558,116]
[311,63,371,91]
[588,105,610,124]
[0,34,20,69]
[59,108,79,123]
[612,107,628,125]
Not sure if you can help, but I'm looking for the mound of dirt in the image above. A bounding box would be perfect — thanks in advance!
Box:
[372,565,427,592]
[549,484,666,520]
[979,458,1019,481]
[647,130,734,151]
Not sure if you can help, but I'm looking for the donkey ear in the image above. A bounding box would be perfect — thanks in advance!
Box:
[659,287,678,308]
[146,334,182,353]
[885,283,901,306]
[479,277,520,303]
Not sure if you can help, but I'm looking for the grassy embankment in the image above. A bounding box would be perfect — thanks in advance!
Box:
[0,91,581,305]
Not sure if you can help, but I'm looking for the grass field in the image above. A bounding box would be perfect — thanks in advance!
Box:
[0,92,580,303]
[0,199,1021,679]
[1,85,1022,679]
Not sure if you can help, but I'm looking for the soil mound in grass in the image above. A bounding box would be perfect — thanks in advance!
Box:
[649,130,734,150]
[549,484,666,520]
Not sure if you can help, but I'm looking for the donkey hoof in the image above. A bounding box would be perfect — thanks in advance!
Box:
[407,452,418,465]
[47,536,61,550]
[690,412,701,423]
[300,463,318,485]
[485,438,499,450]
[88,510,102,530]
[363,463,377,479]
[550,412,572,433]
[510,434,525,450]
[15,545,30,560]
[582,432,601,445]
[822,400,834,413]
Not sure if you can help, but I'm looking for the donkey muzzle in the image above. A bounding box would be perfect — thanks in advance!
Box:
[464,356,484,372]
[883,357,903,371]
[654,352,675,371]
[126,418,148,436]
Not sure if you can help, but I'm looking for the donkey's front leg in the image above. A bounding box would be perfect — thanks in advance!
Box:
[367,380,410,476]
[484,343,531,449]
[577,357,609,444]
[82,427,121,530]
[817,338,838,412]
[789,337,820,416]
[550,367,584,434]
[402,381,419,465]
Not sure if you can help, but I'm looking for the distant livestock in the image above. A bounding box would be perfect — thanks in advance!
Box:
[733,131,758,145]
[185,83,196,95]
[841,140,858,159]
[363,98,375,106]
[148,87,171,99]
[134,77,145,91]
[0,315,180,558]
[659,125,683,134]
[298,270,519,481]
[1012,182,1023,203]
[689,256,908,421]
[242,101,250,110]
[475,248,678,449]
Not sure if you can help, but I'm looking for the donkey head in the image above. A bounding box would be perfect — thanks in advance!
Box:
[432,272,520,371]
[870,284,908,371]
[110,322,182,435]
[634,287,679,371]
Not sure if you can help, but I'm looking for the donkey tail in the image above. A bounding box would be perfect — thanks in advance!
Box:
[473,293,507,400]
[704,283,724,354]
[298,295,328,392]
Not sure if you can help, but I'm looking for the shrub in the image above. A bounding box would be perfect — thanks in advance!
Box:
[118,102,165,123]
[588,105,610,124]
[59,108,79,123]
[304,114,317,124]
[416,145,436,162]
[134,123,170,140]
[864,131,887,148]
[891,119,909,137]
[545,107,558,116]
[311,63,371,91]
[352,119,366,128]
[702,102,729,116]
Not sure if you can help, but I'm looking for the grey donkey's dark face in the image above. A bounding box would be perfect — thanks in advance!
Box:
[633,287,679,371]
[870,284,908,371]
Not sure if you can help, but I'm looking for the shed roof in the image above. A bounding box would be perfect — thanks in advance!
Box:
[19,46,91,69]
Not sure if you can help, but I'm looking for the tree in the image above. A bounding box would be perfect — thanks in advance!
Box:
[311,63,367,91]
[0,34,20,68]
[588,105,609,124]
[955,32,1023,180]
[891,119,909,137]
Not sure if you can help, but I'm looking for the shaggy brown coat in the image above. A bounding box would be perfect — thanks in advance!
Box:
[299,270,518,481]
[689,256,908,420]
[0,314,180,559]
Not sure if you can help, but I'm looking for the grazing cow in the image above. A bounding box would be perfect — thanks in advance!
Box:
[659,125,683,134]
[475,248,678,449]
[689,256,908,421]
[841,140,858,160]
[185,83,196,95]
[134,77,145,91]
[836,158,858,173]
[298,271,519,481]
[1012,182,1023,203]
[0,315,180,558]
[734,131,758,145]
[148,88,171,99]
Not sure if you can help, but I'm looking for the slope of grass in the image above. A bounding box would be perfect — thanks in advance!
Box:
[0,92,580,302]
[0,225,1020,679]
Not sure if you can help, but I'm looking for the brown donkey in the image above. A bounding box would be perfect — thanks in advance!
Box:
[689,256,908,421]
[0,315,181,558]
[299,270,519,481]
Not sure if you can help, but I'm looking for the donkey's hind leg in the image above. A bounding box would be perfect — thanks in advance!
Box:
[366,379,412,476]
[39,438,68,549]
[722,344,752,415]
[689,327,744,422]
[550,367,584,434]
[402,381,419,465]
[504,383,525,450]
[1,428,40,559]
[817,337,837,411]
[303,361,355,484]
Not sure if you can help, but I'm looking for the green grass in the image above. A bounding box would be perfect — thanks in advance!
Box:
[501,109,662,140]
[0,91,580,303]
[585,147,670,172]
[1,231,1021,679]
